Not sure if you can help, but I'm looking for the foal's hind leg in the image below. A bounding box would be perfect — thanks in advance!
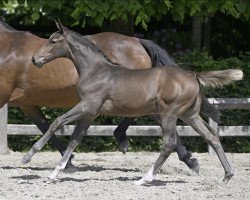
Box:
[49,116,97,180]
[114,117,135,154]
[181,114,234,183]
[150,114,199,173]
[22,101,90,164]
[136,114,178,185]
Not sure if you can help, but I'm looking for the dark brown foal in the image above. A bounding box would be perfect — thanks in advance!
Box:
[25,22,242,184]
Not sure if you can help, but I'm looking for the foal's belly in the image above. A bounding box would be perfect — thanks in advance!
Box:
[100,100,158,117]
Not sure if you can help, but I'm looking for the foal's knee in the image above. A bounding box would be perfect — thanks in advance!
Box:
[162,137,178,152]
[169,140,178,150]
[49,116,64,131]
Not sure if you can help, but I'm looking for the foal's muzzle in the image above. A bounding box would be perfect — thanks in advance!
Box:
[32,56,43,68]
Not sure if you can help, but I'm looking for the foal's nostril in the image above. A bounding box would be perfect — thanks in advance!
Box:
[31,56,36,65]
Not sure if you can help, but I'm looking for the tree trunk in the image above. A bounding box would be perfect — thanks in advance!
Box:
[191,16,202,51]
[203,16,212,53]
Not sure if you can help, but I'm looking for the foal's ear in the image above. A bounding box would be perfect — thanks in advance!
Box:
[55,19,66,34]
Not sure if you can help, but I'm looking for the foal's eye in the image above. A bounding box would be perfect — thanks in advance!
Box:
[51,40,57,44]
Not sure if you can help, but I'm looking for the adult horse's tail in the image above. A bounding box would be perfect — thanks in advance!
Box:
[196,69,243,88]
[139,39,177,67]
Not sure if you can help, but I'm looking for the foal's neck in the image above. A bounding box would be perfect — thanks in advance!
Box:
[67,33,114,77]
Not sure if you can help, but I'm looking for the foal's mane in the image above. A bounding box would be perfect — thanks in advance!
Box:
[68,30,119,66]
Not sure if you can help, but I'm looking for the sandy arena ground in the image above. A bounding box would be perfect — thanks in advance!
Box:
[0,151,249,200]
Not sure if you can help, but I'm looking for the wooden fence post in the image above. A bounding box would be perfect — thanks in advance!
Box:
[208,117,218,156]
[0,104,8,154]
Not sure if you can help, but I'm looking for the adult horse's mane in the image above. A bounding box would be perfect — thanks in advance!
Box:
[0,20,17,31]
[68,29,119,66]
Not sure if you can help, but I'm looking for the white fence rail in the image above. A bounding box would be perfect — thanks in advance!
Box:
[0,104,8,154]
[0,98,250,155]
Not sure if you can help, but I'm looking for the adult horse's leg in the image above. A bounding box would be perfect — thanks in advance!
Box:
[49,116,96,180]
[136,113,178,185]
[181,114,234,183]
[19,106,75,168]
[114,117,135,154]
[176,136,199,173]
[149,114,199,173]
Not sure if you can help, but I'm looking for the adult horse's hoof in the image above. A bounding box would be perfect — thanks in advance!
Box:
[118,140,129,154]
[189,158,200,174]
[222,171,234,184]
[64,162,78,173]
[22,154,31,164]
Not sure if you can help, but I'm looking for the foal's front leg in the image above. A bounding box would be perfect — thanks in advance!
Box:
[22,101,92,164]
[49,116,97,180]
[20,106,75,169]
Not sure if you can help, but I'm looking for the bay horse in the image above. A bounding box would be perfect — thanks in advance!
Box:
[25,21,242,184]
[0,21,202,171]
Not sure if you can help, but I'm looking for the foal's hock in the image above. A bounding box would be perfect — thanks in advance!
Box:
[25,21,243,185]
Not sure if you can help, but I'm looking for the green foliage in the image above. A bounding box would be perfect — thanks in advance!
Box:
[1,0,249,29]
[66,0,172,30]
[171,0,250,21]
[210,13,249,57]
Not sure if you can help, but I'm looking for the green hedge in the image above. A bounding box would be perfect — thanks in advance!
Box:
[8,52,250,153]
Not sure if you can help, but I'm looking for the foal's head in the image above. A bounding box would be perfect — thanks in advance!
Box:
[32,20,69,68]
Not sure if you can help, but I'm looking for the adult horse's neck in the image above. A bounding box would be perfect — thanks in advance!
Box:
[66,31,116,77]
[0,21,17,32]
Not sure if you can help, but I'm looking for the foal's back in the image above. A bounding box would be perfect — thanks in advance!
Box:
[102,66,199,117]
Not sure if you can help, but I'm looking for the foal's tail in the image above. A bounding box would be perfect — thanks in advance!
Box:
[197,69,243,123]
[139,39,177,67]
[196,69,243,88]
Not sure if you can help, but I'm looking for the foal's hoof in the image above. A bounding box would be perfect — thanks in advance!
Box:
[22,154,31,164]
[134,177,153,186]
[189,158,200,174]
[222,171,234,184]
[118,140,129,155]
[46,177,57,184]
[134,179,147,186]
[135,179,146,186]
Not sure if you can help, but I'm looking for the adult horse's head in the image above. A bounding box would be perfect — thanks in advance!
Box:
[32,20,69,68]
